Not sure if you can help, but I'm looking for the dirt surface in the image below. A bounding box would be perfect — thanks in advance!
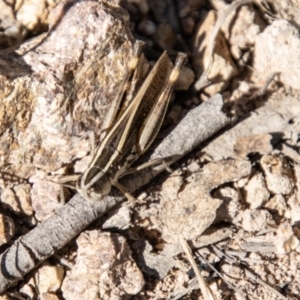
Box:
[0,0,300,299]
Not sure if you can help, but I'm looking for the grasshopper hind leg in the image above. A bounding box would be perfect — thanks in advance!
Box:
[112,180,136,203]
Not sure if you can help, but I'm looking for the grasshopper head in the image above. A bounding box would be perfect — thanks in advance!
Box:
[77,168,111,202]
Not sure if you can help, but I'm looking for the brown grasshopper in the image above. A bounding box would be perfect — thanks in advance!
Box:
[59,41,186,202]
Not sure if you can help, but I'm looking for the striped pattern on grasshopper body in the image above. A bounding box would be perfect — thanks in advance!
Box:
[77,41,186,202]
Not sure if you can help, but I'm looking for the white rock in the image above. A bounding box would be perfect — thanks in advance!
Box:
[264,194,287,217]
[244,172,270,209]
[241,209,272,232]
[34,263,64,293]
[254,20,300,89]
[61,231,144,300]
[260,155,293,195]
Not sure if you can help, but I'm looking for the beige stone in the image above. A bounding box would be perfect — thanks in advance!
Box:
[254,20,300,89]
[220,4,265,60]
[260,155,293,195]
[244,172,270,209]
[214,187,242,223]
[30,173,62,221]
[40,293,60,300]
[193,10,237,95]
[175,66,195,91]
[286,193,300,224]
[271,0,300,28]
[241,209,272,232]
[34,263,64,293]
[273,222,294,254]
[264,194,287,217]
[16,0,59,31]
[1,184,33,216]
[0,214,15,245]
[61,231,144,300]
[154,23,177,51]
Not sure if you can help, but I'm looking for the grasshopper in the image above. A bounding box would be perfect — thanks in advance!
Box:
[61,41,186,202]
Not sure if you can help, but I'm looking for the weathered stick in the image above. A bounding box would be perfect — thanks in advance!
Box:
[0,94,230,293]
